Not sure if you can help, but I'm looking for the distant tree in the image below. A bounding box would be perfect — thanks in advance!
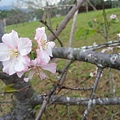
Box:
[89,0,101,6]
[16,0,60,9]
[0,21,4,42]
[6,9,28,25]
[57,0,76,15]
[0,10,10,19]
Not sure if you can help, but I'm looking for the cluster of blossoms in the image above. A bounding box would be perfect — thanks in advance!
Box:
[110,14,118,22]
[116,33,120,39]
[110,14,117,20]
[89,67,103,78]
[0,27,56,82]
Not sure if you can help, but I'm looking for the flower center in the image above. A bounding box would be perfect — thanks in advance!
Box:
[10,49,19,58]
[40,39,48,49]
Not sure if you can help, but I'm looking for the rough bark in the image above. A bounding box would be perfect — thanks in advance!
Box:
[33,95,120,106]
[52,47,120,70]
[0,73,36,120]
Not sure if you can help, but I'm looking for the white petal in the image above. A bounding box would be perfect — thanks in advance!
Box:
[0,43,10,61]
[2,30,18,48]
[45,47,53,57]
[36,48,50,64]
[24,78,29,82]
[15,55,29,72]
[18,38,32,55]
[42,51,50,63]
[17,71,25,78]
[47,41,55,48]
[3,59,16,75]
[44,42,55,57]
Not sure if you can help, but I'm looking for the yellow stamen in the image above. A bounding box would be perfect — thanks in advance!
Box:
[40,39,48,49]
[10,49,19,58]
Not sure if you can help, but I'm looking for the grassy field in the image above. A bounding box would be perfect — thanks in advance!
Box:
[1,8,120,119]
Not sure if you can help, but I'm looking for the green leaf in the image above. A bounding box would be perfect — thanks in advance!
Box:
[30,51,36,60]
[84,29,96,40]
[88,21,93,28]
[4,84,18,93]
[75,27,86,40]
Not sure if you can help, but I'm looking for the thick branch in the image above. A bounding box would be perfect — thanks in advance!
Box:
[48,0,85,41]
[0,73,36,120]
[33,94,120,106]
[0,113,15,120]
[52,47,120,70]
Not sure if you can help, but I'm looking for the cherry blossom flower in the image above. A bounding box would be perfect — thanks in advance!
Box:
[110,14,117,20]
[116,33,120,40]
[24,49,56,82]
[0,30,32,76]
[101,47,113,53]
[0,28,56,82]
[110,14,118,22]
[34,27,55,63]
[90,67,103,77]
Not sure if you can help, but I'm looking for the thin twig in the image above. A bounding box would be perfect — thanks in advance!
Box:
[101,0,109,41]
[35,100,47,120]
[40,20,63,47]
[35,84,59,119]
[58,60,74,84]
[82,67,103,120]
[75,39,120,51]
[108,68,116,97]
[58,85,93,91]
[107,111,120,120]
[93,108,106,119]
[66,105,72,120]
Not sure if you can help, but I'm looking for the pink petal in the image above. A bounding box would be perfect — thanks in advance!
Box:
[17,71,25,78]
[30,59,38,66]
[24,78,29,82]
[41,63,56,73]
[39,72,47,80]
[36,48,50,64]
[35,27,47,41]
[28,69,36,80]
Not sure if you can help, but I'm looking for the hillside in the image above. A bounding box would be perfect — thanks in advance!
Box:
[6,8,120,47]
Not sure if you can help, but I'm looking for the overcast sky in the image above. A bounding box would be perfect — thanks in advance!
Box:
[0,0,60,7]
[0,0,16,6]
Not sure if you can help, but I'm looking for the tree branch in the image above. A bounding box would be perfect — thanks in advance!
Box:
[0,73,36,120]
[52,47,120,70]
[48,0,85,41]
[33,94,120,106]
[82,67,103,120]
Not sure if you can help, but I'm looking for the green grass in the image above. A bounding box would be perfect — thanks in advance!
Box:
[6,8,120,47]
[2,8,120,119]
